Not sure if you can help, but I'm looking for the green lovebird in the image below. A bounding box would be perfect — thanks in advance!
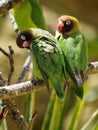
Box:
[16,28,66,99]
[56,15,88,99]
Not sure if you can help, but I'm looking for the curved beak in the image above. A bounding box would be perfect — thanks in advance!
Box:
[57,20,64,32]
[23,41,30,48]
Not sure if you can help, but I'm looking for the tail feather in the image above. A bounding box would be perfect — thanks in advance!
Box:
[49,77,64,99]
[74,85,84,99]
[54,86,64,99]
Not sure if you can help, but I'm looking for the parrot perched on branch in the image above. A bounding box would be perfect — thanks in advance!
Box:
[16,28,66,99]
[56,15,88,99]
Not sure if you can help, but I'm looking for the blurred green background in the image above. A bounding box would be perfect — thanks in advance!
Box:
[0,0,98,130]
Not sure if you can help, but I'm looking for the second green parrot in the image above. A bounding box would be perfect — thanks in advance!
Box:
[56,15,88,99]
[16,28,66,99]
[10,0,46,31]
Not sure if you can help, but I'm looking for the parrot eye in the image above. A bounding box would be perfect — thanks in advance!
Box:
[21,35,26,41]
[66,20,71,25]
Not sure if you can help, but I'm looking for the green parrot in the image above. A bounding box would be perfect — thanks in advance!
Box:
[56,15,88,99]
[10,0,46,31]
[16,28,66,99]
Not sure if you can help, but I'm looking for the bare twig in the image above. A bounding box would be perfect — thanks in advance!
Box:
[81,108,98,130]
[0,47,9,57]
[7,46,14,85]
[88,62,98,74]
[0,72,6,86]
[16,51,32,83]
[0,46,14,85]
[2,99,28,130]
[0,0,22,15]
[9,10,19,32]
[0,46,28,130]
[28,111,37,130]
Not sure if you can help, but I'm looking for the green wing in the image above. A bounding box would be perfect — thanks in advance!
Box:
[58,33,88,85]
[58,35,77,82]
[12,0,46,30]
[72,33,88,86]
[12,0,36,30]
[31,37,64,98]
[75,34,88,73]
[29,0,46,29]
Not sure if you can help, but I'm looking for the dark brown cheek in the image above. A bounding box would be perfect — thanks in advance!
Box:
[16,42,24,48]
[63,22,73,33]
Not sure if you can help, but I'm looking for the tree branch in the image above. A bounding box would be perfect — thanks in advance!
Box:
[88,62,98,74]
[0,47,98,101]
[16,51,32,83]
[2,99,28,130]
[28,111,37,130]
[0,0,22,15]
[0,46,14,85]
[0,46,28,130]
[0,61,97,100]
[0,80,45,100]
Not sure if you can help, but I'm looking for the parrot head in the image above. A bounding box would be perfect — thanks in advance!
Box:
[57,15,80,35]
[16,30,34,49]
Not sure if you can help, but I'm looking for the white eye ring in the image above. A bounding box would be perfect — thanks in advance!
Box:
[21,35,26,40]
[66,20,71,25]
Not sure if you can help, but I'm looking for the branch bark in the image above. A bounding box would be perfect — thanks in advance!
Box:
[0,0,22,15]
[0,46,14,85]
[0,80,45,100]
[88,62,98,74]
[16,51,32,83]
[0,61,97,100]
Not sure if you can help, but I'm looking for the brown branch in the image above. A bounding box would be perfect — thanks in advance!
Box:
[0,79,45,100]
[0,0,22,15]
[16,51,32,83]
[0,47,9,57]
[0,60,98,100]
[0,72,6,86]
[28,111,37,130]
[2,99,28,130]
[0,46,14,85]
[9,10,19,32]
[0,47,98,101]
[7,46,14,85]
[88,62,98,74]
[0,61,97,101]
[0,46,28,130]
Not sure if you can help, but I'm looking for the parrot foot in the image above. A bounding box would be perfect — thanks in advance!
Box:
[31,78,43,86]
